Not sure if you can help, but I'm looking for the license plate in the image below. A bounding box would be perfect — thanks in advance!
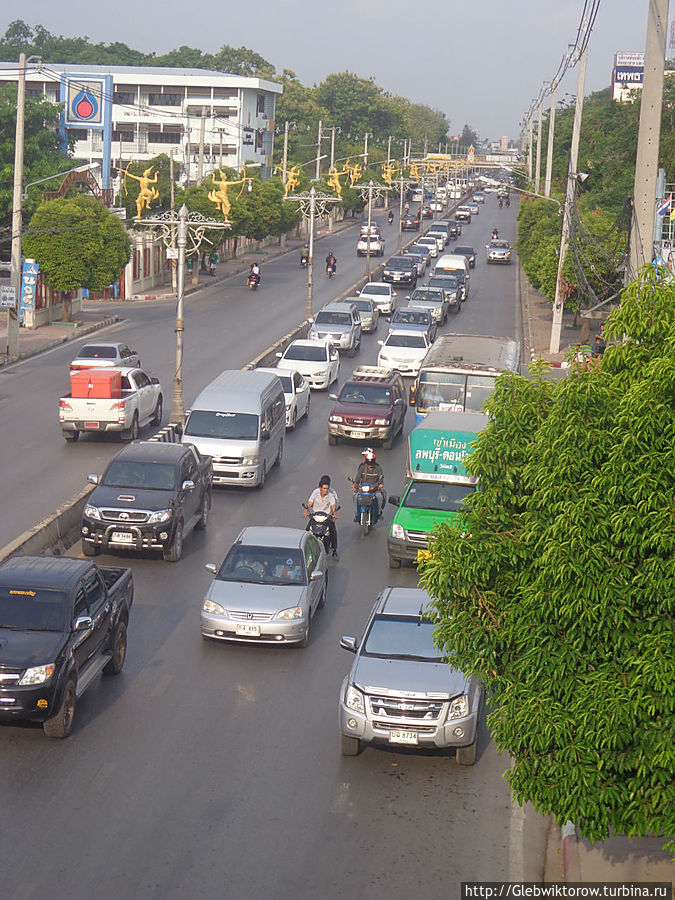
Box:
[236,623,261,636]
[111,531,134,544]
[84,422,99,429]
[389,730,419,745]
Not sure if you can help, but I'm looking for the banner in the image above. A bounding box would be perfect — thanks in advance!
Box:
[20,259,39,326]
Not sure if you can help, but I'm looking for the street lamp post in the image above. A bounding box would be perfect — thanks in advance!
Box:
[354,180,392,278]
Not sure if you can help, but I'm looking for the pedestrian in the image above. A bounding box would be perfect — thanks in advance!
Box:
[591,333,606,358]
[209,252,218,277]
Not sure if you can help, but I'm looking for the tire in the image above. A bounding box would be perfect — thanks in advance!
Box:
[328,433,338,446]
[258,461,267,488]
[340,733,362,756]
[82,540,100,557]
[298,611,311,648]
[274,438,283,468]
[195,490,211,530]
[389,556,401,569]
[382,431,394,451]
[64,430,79,443]
[123,413,139,442]
[318,572,328,609]
[303,394,311,420]
[163,520,183,562]
[289,408,297,431]
[361,512,370,537]
[151,395,163,426]
[103,621,127,675]
[456,739,477,766]
[43,678,76,739]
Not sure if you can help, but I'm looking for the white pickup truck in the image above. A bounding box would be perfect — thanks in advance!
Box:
[59,367,163,443]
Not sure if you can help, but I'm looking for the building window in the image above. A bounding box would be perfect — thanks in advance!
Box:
[148,93,182,106]
[68,129,88,142]
[186,87,211,98]
[213,88,237,100]
[148,131,182,144]
[113,129,134,142]
[213,106,237,117]
[113,91,135,105]
[255,129,263,152]
[256,94,266,115]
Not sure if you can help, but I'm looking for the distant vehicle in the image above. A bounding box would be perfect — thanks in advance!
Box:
[401,213,420,232]
[382,256,418,287]
[455,206,472,223]
[425,229,448,251]
[453,245,477,268]
[70,342,140,375]
[257,367,311,430]
[413,236,439,258]
[356,233,385,257]
[349,296,380,333]
[358,282,398,316]
[420,204,433,219]
[402,249,427,277]
[309,301,362,356]
[473,191,486,203]
[466,201,480,216]
[486,240,512,264]
[201,526,328,647]
[276,339,340,390]
[407,287,450,324]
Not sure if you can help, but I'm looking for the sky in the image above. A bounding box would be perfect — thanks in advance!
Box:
[1,0,670,140]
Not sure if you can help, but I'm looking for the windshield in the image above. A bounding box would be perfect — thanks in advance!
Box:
[403,481,474,512]
[386,258,412,270]
[428,277,459,292]
[77,345,117,359]
[0,588,68,631]
[283,344,326,362]
[352,300,372,312]
[363,284,389,295]
[217,546,306,586]
[315,312,351,326]
[276,375,292,392]
[363,615,447,661]
[386,334,426,348]
[491,241,510,249]
[393,311,428,325]
[418,372,497,412]
[411,290,444,305]
[338,383,391,405]
[102,459,176,490]
[185,410,259,441]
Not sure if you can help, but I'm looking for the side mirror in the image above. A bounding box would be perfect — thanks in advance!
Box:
[329,394,338,401]
[310,569,323,581]
[151,376,160,385]
[74,615,93,632]
[205,563,217,574]
[394,397,403,406]
[377,340,384,347]
[276,351,283,358]
[182,479,195,491]
[87,474,99,485]
[388,495,401,506]
[261,431,271,441]
[339,636,358,653]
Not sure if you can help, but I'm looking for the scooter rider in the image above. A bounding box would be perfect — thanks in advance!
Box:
[353,448,385,522]
[300,243,309,266]
[249,262,261,285]
[388,210,394,224]
[325,251,337,274]
[304,474,339,559]
[491,227,499,241]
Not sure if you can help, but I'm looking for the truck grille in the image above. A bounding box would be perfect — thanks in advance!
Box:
[100,509,150,524]
[213,456,242,465]
[369,695,444,720]
[345,417,374,427]
[374,721,436,733]
[406,530,429,546]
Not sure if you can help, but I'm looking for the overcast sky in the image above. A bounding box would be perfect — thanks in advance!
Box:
[1,0,670,139]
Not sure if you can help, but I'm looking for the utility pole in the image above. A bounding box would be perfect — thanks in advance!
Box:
[315,119,323,181]
[172,204,188,425]
[7,52,27,360]
[398,171,405,253]
[535,97,543,194]
[330,126,336,170]
[363,132,369,170]
[527,115,533,183]
[544,83,557,198]
[306,187,316,320]
[198,106,206,182]
[628,0,669,278]
[170,150,176,292]
[219,129,224,167]
[282,120,289,186]
[387,135,392,164]
[550,45,588,354]
[423,134,428,159]
[365,180,374,278]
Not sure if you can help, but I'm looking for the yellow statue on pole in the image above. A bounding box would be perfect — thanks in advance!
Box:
[208,169,246,220]
[120,162,159,219]
[275,164,301,197]
[327,164,349,198]
[381,162,398,187]
[345,158,362,187]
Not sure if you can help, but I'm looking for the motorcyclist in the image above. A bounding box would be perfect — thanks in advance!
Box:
[300,243,309,266]
[304,474,339,559]
[388,210,394,224]
[491,228,499,241]
[352,448,385,522]
[505,195,510,208]
[325,251,337,274]
[498,196,503,208]
[249,262,261,285]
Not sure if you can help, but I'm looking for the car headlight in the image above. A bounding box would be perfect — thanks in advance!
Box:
[390,523,405,539]
[277,606,303,620]
[448,694,469,720]
[345,683,365,713]
[329,415,343,423]
[203,598,226,615]
[374,418,390,426]
[83,504,100,520]
[148,508,172,523]
[19,664,55,685]
[242,455,259,466]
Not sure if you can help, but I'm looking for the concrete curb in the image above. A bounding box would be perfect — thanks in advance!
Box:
[0,315,120,368]
[561,821,581,882]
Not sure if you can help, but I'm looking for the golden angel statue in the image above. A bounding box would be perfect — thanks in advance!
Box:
[120,163,159,219]
[208,169,246,220]
[275,164,301,197]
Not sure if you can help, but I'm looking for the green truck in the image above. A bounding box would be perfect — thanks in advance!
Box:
[387,410,488,568]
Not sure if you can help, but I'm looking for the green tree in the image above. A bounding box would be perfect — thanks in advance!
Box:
[420,267,675,849]
[22,195,131,317]
[459,123,479,150]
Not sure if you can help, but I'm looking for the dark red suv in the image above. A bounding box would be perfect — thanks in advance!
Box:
[327,366,407,450]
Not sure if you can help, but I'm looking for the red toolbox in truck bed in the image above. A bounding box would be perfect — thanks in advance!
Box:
[70,369,122,399]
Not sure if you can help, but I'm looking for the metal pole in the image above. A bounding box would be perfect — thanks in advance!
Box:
[544,83,557,198]
[527,115,533,183]
[170,150,176,292]
[171,204,188,425]
[628,0,669,278]
[387,135,392,164]
[219,129,223,167]
[315,119,322,181]
[365,180,373,278]
[198,106,206,182]
[535,97,543,194]
[550,45,588,354]
[398,172,404,253]
[282,120,289,186]
[364,132,369,170]
[8,52,26,359]
[330,126,335,170]
[306,187,315,320]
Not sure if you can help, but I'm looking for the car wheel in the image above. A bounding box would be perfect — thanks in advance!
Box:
[43,679,76,739]
[64,430,79,443]
[163,520,183,562]
[103,621,127,675]
[328,433,338,446]
[258,461,267,488]
[389,556,401,569]
[340,733,362,756]
[195,490,211,530]
[382,431,394,451]
[318,572,328,609]
[289,408,297,431]
[151,395,163,426]
[456,739,477,766]
[299,611,311,648]
[82,540,100,557]
[123,413,139,442]
[275,438,283,468]
[304,394,311,420]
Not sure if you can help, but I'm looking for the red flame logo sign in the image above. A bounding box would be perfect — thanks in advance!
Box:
[72,85,99,121]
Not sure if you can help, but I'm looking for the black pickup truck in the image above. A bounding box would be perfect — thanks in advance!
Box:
[0,556,133,738]
[81,440,212,562]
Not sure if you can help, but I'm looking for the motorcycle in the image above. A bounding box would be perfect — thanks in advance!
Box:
[247,272,261,290]
[350,478,383,537]
[491,230,499,241]
[498,197,503,209]
[302,503,339,555]
[300,254,309,268]
[388,211,394,224]
[326,262,336,278]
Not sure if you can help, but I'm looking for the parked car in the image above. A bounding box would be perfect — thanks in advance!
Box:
[201,526,328,647]
[82,441,212,562]
[338,586,483,763]
[389,307,437,343]
[382,256,418,288]
[453,245,477,268]
[69,341,140,375]
[276,339,340,390]
[486,240,512,264]
[309,301,362,356]
[257,367,311,430]
[350,296,380,333]
[328,365,407,449]
[358,282,398,316]
[377,331,432,376]
[356,233,385,257]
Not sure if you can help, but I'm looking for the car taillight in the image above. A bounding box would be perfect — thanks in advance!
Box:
[59,399,72,410]
[111,400,126,422]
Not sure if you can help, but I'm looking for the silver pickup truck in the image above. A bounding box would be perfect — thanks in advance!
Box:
[338,586,483,764]
[59,367,163,443]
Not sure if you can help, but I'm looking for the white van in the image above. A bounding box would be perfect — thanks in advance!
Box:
[181,369,285,488]
[435,253,471,298]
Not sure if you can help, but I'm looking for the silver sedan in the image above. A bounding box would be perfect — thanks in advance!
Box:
[201,526,328,647]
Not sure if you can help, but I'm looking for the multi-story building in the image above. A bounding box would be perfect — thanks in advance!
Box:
[0,62,282,188]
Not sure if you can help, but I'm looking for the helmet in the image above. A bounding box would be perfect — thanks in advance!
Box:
[362,448,376,462]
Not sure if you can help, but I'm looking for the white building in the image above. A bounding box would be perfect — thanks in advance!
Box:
[0,62,282,187]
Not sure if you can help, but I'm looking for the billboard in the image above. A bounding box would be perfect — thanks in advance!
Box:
[614,66,645,85]
[614,51,645,67]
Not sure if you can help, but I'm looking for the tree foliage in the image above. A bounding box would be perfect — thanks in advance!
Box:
[420,268,675,849]
[22,195,131,292]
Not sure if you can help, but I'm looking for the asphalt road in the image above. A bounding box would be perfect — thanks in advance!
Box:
[2,199,545,899]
